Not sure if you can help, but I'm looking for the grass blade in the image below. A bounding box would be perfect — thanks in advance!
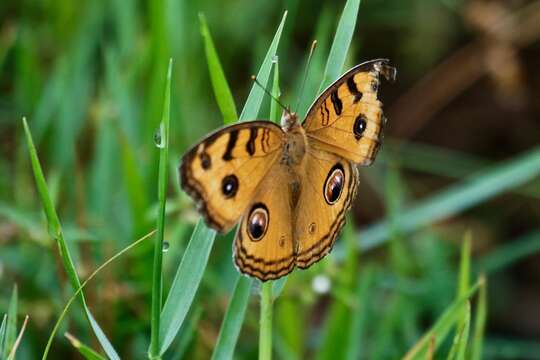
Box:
[457,232,471,299]
[318,0,361,91]
[161,12,289,356]
[22,117,120,360]
[159,221,215,354]
[445,302,471,360]
[211,276,253,360]
[149,58,173,360]
[65,333,107,360]
[239,11,287,121]
[470,275,487,360]
[199,13,238,124]
[7,315,28,360]
[346,266,375,360]
[0,314,7,355]
[259,282,273,360]
[358,145,540,251]
[42,231,155,359]
[403,280,482,360]
[2,285,17,359]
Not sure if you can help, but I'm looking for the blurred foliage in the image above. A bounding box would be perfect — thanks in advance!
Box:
[1,0,540,359]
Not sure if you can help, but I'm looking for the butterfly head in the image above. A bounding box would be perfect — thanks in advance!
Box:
[280,108,298,131]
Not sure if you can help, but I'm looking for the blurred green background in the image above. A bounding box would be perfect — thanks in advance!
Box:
[1,0,540,358]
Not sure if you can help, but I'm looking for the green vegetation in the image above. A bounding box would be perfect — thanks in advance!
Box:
[1,0,539,359]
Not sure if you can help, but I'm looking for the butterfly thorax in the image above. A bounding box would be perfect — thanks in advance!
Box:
[279,111,307,169]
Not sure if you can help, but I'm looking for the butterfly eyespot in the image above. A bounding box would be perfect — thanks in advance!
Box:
[247,204,269,241]
[221,174,239,198]
[308,222,317,235]
[279,235,285,247]
[353,116,367,139]
[324,164,345,205]
[200,152,211,170]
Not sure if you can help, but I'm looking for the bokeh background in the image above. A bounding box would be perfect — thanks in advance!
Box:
[1,0,540,358]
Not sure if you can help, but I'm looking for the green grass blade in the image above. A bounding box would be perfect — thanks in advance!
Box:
[476,229,540,274]
[0,314,7,355]
[199,13,238,124]
[42,231,155,359]
[22,117,120,360]
[358,145,540,251]
[259,282,273,360]
[470,275,487,360]
[211,276,253,360]
[446,302,471,360]
[160,12,289,356]
[270,59,281,123]
[149,58,173,360]
[65,333,107,360]
[159,221,216,354]
[403,280,482,360]
[2,285,17,359]
[7,315,28,360]
[318,0,361,92]
[239,11,287,121]
[458,231,471,299]
[346,266,375,360]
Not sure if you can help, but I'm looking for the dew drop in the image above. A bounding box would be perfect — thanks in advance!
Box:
[162,241,170,252]
[154,123,165,148]
[272,55,279,64]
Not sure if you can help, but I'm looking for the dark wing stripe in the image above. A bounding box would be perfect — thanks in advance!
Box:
[330,90,343,115]
[346,77,363,103]
[246,127,257,156]
[222,129,239,161]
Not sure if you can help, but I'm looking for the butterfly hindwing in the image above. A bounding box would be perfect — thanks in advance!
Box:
[303,59,396,165]
[233,164,296,281]
[295,148,358,268]
[180,121,284,232]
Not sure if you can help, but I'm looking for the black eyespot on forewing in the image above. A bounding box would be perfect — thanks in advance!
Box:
[353,115,367,140]
[221,174,239,198]
[247,203,269,241]
[323,164,345,205]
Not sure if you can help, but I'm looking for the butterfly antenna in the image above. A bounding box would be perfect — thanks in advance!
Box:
[251,75,289,113]
[295,40,318,112]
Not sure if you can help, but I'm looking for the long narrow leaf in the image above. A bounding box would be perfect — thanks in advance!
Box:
[357,145,540,251]
[65,333,107,360]
[149,58,173,359]
[470,275,487,360]
[403,281,482,360]
[2,286,17,359]
[23,118,120,360]
[0,314,7,355]
[239,11,288,121]
[199,13,238,124]
[445,302,471,360]
[211,276,253,360]
[318,0,361,91]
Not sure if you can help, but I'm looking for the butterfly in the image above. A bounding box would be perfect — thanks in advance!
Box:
[179,59,396,281]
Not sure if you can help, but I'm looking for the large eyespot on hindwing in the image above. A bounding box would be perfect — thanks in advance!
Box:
[323,164,345,205]
[247,203,269,241]
[221,174,239,198]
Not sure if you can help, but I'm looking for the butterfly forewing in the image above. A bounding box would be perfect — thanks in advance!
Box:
[180,121,284,232]
[303,59,396,165]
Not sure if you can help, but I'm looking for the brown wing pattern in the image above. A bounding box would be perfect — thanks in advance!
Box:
[180,121,284,232]
[303,59,396,165]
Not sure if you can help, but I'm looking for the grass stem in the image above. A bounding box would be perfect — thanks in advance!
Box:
[259,282,273,360]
